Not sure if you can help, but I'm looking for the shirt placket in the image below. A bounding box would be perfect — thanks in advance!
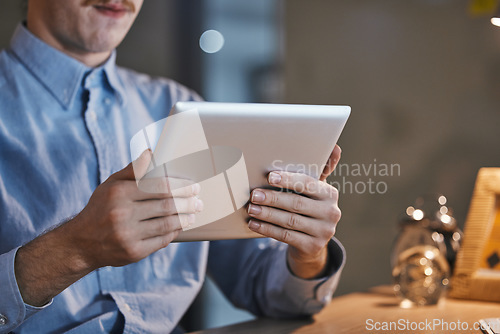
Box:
[83,70,114,184]
[83,70,140,331]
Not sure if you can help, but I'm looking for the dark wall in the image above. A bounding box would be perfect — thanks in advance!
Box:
[285,0,500,295]
[0,1,24,48]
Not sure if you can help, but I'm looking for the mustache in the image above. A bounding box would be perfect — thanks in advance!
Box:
[81,0,136,13]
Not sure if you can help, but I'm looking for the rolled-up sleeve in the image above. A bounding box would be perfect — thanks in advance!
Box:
[0,247,52,333]
[207,237,345,318]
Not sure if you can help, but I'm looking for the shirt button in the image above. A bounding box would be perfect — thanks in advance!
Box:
[87,110,97,121]
[0,314,8,325]
[104,97,112,105]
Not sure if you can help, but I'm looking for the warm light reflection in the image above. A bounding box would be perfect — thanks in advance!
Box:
[441,214,452,224]
[424,276,433,287]
[491,17,500,27]
[438,195,447,205]
[425,249,436,260]
[432,231,443,243]
[406,206,415,216]
[400,299,413,309]
[439,206,448,214]
[412,209,424,220]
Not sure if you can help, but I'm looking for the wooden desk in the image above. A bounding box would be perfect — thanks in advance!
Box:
[191,286,500,334]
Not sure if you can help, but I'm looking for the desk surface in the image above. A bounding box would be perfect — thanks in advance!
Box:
[191,286,500,334]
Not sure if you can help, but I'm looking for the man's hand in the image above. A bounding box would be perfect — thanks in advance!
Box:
[15,150,202,306]
[70,149,202,268]
[247,145,342,279]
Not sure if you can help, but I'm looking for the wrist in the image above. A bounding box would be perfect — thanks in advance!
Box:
[287,246,329,280]
[14,218,95,306]
[60,215,99,272]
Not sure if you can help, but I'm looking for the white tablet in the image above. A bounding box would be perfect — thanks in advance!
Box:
[138,102,350,241]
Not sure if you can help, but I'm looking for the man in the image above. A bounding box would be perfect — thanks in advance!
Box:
[0,0,345,333]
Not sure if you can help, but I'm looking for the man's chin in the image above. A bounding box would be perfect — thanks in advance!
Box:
[84,31,129,53]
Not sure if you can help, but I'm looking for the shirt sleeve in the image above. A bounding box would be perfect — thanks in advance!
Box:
[207,237,345,318]
[0,247,52,333]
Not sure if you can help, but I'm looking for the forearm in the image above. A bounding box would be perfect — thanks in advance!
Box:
[14,217,94,307]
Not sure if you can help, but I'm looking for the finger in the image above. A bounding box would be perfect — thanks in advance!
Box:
[136,177,200,199]
[320,145,342,182]
[250,189,325,218]
[267,171,336,200]
[114,180,194,203]
[136,197,203,220]
[247,203,324,236]
[140,229,181,254]
[114,149,153,181]
[139,214,194,239]
[248,219,316,252]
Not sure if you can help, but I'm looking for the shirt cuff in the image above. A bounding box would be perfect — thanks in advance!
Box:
[0,247,52,333]
[312,237,346,305]
[267,237,346,316]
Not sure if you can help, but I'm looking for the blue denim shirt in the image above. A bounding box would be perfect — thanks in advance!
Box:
[0,24,345,334]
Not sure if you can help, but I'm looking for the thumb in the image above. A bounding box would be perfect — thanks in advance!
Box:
[320,145,341,182]
[115,149,153,181]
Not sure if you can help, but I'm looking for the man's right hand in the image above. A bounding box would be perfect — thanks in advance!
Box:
[14,150,202,306]
[72,149,202,268]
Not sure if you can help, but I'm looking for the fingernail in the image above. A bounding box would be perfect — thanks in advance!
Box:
[248,220,260,230]
[268,172,281,184]
[195,199,204,212]
[251,190,265,203]
[192,183,201,195]
[248,204,262,215]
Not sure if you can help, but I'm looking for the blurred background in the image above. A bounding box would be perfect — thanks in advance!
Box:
[2,0,500,331]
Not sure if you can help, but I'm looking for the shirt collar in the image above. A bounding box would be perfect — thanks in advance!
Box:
[9,23,126,110]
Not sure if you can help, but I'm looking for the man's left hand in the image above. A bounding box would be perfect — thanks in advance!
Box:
[248,145,342,279]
